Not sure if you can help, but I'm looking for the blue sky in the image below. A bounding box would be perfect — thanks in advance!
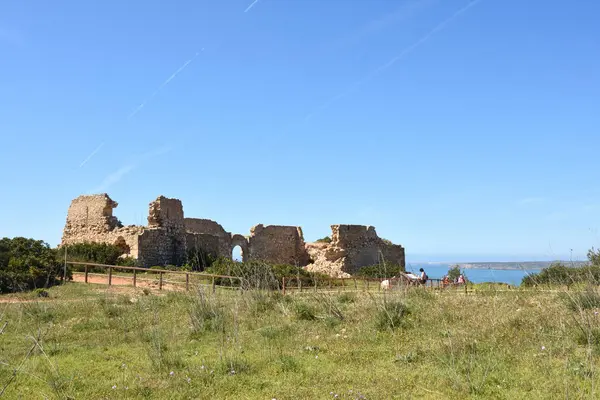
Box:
[1,0,599,262]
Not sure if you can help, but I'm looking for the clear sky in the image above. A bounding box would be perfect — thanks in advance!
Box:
[1,0,599,262]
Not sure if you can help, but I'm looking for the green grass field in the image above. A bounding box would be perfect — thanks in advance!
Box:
[1,282,599,399]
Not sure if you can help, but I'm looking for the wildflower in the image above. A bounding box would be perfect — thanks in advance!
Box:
[541,346,546,351]
[315,355,318,359]
[187,377,191,384]
[112,385,117,390]
[170,371,174,376]
[125,387,129,390]
[121,363,126,368]
[230,370,236,375]
[595,311,599,316]
[201,365,205,370]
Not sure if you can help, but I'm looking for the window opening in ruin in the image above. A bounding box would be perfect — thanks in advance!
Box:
[232,245,243,262]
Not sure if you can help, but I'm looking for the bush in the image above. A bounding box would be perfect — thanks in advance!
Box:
[315,236,331,243]
[0,237,68,293]
[447,265,462,281]
[561,289,600,311]
[375,300,410,331]
[355,263,404,279]
[65,241,127,271]
[185,247,217,272]
[521,263,600,286]
[204,259,329,290]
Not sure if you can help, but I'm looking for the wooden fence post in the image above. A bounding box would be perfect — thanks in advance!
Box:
[159,272,163,290]
[212,276,216,294]
[282,277,286,295]
[133,269,137,287]
[354,279,357,290]
[84,265,89,284]
[108,267,112,286]
[186,273,189,291]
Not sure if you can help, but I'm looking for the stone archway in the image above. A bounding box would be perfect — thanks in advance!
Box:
[230,234,249,262]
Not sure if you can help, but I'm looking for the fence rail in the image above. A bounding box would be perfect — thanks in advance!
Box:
[67,262,242,292]
[67,262,447,294]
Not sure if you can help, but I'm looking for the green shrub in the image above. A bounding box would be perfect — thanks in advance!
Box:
[65,241,125,264]
[561,289,600,311]
[375,300,410,331]
[522,263,600,286]
[355,263,404,279]
[315,236,331,243]
[294,301,317,321]
[185,247,217,272]
[204,259,329,290]
[0,237,68,293]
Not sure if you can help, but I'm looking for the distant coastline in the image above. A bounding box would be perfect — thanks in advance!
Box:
[457,261,589,270]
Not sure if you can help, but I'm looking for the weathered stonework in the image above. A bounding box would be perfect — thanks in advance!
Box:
[248,224,309,266]
[305,225,405,277]
[185,218,234,259]
[61,194,406,275]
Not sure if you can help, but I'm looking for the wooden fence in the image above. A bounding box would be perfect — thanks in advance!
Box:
[67,262,445,294]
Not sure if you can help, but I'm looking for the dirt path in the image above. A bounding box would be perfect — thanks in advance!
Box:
[71,273,186,292]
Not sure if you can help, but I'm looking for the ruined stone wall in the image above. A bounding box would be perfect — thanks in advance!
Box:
[137,196,187,267]
[185,218,232,258]
[305,225,405,277]
[61,194,406,273]
[148,196,184,231]
[61,194,143,258]
[247,224,309,266]
[185,233,220,260]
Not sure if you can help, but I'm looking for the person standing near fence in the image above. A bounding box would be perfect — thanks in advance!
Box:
[418,268,428,285]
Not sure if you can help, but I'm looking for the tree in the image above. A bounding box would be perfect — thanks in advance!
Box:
[447,265,463,281]
[0,237,67,293]
[588,247,600,266]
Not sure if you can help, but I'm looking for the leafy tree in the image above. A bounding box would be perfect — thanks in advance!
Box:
[0,237,67,293]
[315,236,331,243]
[447,265,462,281]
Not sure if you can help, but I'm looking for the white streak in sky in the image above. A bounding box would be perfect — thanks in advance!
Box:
[89,165,135,193]
[88,145,174,193]
[304,0,484,121]
[244,0,260,13]
[128,50,204,120]
[79,142,104,167]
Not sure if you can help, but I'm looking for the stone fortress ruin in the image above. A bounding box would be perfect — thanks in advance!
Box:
[60,194,405,277]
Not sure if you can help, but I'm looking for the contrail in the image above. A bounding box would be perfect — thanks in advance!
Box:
[128,49,204,120]
[79,142,104,167]
[244,0,260,13]
[304,0,484,121]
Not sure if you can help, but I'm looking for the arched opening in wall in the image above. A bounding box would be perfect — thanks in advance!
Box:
[114,236,130,255]
[232,245,243,262]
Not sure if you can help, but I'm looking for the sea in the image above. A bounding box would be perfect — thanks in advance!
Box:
[405,263,541,286]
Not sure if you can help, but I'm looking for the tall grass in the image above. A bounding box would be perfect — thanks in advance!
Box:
[1,282,599,398]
